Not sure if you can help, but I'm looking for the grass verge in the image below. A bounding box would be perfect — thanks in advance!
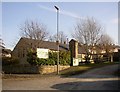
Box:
[60,62,119,77]
[114,68,120,77]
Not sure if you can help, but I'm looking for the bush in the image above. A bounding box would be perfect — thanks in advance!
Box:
[2,57,19,66]
[27,50,71,66]
[49,51,71,65]
[59,51,71,65]
[49,52,57,65]
[46,59,55,65]
[27,49,38,65]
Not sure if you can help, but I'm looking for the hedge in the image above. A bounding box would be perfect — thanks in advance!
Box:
[27,49,71,66]
[2,57,19,66]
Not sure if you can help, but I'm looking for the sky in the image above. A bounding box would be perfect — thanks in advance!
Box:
[2,2,118,50]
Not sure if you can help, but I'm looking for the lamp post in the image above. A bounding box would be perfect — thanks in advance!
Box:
[54,5,59,75]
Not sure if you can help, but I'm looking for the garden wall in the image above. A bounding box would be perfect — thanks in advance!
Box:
[39,65,70,74]
[2,65,70,74]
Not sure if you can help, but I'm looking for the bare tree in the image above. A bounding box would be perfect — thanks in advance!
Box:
[98,34,114,62]
[99,34,114,45]
[49,31,67,44]
[20,20,49,41]
[73,17,103,63]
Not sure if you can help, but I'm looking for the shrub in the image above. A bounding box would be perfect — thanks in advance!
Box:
[59,51,71,65]
[2,57,19,66]
[49,52,57,65]
[27,49,38,65]
[46,59,55,65]
[27,50,71,66]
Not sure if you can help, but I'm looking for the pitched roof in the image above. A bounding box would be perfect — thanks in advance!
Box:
[114,45,120,49]
[78,44,86,54]
[19,37,69,51]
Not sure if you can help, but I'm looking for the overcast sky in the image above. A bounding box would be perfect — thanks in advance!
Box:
[2,2,118,50]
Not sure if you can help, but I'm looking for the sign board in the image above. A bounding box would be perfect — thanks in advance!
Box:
[73,58,79,66]
[37,48,49,59]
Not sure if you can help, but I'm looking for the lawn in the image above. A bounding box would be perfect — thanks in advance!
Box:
[60,62,119,77]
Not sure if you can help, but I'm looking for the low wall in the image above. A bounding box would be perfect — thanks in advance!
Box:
[2,65,70,74]
[39,65,70,74]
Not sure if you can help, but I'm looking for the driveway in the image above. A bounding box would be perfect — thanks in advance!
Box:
[2,64,120,90]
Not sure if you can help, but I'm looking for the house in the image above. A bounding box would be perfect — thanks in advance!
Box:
[12,37,69,64]
[12,37,120,66]
[69,39,120,66]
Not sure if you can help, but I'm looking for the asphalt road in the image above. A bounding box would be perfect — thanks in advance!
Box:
[2,64,120,90]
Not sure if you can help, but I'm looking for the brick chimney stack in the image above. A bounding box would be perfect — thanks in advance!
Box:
[69,39,78,58]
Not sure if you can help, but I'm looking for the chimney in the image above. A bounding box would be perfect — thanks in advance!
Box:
[69,39,78,58]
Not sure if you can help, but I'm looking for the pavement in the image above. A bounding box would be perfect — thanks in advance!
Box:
[2,64,120,90]
[0,61,2,91]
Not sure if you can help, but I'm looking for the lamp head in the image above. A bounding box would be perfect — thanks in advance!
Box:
[54,6,59,10]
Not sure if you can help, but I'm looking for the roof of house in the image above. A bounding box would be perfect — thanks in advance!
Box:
[16,37,69,51]
[13,37,120,53]
[114,45,120,49]
[78,44,86,54]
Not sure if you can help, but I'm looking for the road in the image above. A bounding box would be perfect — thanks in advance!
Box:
[2,64,120,90]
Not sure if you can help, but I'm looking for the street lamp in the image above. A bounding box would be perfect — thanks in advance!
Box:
[54,5,59,74]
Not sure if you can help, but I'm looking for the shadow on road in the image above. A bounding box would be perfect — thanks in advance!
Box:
[51,80,120,90]
[52,64,120,90]
[61,74,119,79]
